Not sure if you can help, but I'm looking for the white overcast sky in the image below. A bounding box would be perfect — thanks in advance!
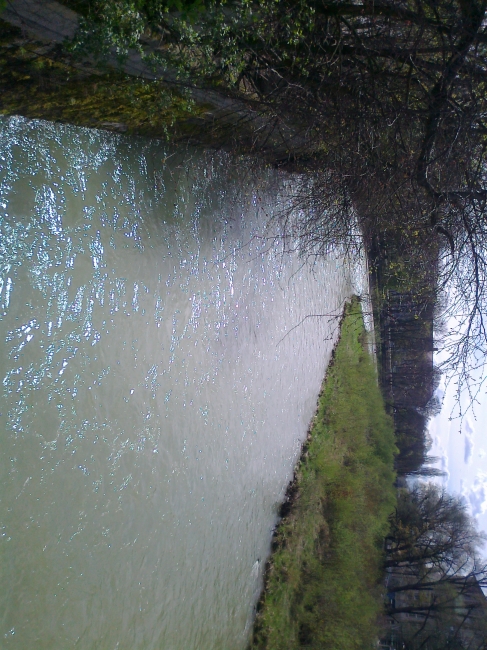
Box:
[429,370,487,542]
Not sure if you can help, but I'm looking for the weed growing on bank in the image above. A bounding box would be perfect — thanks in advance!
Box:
[251,298,396,650]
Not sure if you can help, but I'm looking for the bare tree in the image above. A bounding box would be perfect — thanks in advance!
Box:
[66,0,487,407]
[386,484,485,574]
[385,483,487,649]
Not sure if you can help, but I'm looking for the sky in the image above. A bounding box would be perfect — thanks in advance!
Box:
[429,372,487,544]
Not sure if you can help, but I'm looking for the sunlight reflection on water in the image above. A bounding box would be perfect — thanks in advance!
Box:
[0,116,363,649]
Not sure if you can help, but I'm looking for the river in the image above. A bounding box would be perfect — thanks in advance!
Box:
[0,116,364,649]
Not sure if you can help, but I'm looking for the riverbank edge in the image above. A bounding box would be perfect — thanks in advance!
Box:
[249,296,397,650]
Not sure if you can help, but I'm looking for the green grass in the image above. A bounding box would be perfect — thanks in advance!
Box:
[250,297,396,650]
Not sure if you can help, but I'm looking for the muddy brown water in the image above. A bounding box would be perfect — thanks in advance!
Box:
[0,116,365,649]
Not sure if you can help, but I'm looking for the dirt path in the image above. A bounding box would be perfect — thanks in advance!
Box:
[3,0,78,43]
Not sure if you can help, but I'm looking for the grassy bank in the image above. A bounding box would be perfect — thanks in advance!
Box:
[251,298,396,650]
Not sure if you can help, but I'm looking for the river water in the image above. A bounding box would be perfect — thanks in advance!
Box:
[0,116,364,649]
